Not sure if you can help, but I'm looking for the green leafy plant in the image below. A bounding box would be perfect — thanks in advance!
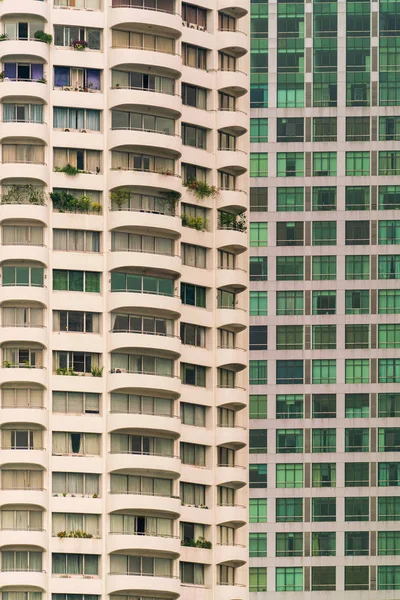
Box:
[181,214,208,231]
[57,530,93,538]
[0,34,8,41]
[2,360,11,368]
[1,184,46,205]
[162,190,180,214]
[50,191,101,214]
[37,77,47,84]
[34,30,53,44]
[91,202,102,214]
[0,72,5,81]
[110,188,130,210]
[72,40,88,50]
[54,164,80,176]
[56,367,77,376]
[218,210,247,232]
[91,366,104,377]
[93,493,99,498]
[57,531,67,538]
[196,537,212,549]
[184,178,218,200]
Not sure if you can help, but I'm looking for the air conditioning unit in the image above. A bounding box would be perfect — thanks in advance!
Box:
[112,368,126,374]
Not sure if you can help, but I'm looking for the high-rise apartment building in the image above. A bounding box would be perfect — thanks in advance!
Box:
[0,1,249,599]
[250,0,400,595]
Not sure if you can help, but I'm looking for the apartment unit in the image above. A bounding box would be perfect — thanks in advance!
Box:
[0,1,249,599]
[249,0,400,596]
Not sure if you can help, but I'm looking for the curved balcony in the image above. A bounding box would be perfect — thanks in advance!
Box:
[108,251,181,278]
[216,308,247,331]
[216,386,247,408]
[108,451,181,477]
[110,48,181,76]
[0,40,49,62]
[108,371,181,396]
[217,544,247,565]
[0,244,48,266]
[217,109,248,133]
[109,210,181,238]
[0,570,47,590]
[0,0,49,18]
[0,529,47,549]
[0,284,48,307]
[0,162,48,184]
[0,326,47,348]
[0,80,48,104]
[108,491,181,516]
[108,331,181,357]
[107,532,181,555]
[0,366,47,387]
[107,572,181,597]
[0,449,47,470]
[217,30,248,54]
[109,291,181,317]
[216,503,247,525]
[109,168,182,194]
[51,536,103,555]
[217,69,248,94]
[216,267,248,290]
[0,122,48,145]
[216,425,247,448]
[216,346,247,369]
[217,189,248,212]
[108,411,181,437]
[0,201,48,223]
[217,228,247,253]
[109,87,181,115]
[109,129,182,157]
[180,504,213,525]
[217,150,247,173]
[217,0,248,16]
[216,583,247,600]
[109,6,182,34]
[0,489,47,509]
[0,407,47,428]
[215,465,247,487]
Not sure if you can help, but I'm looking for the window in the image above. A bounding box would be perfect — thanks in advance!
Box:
[276,395,303,419]
[346,151,370,176]
[250,395,267,419]
[276,326,303,350]
[346,289,369,314]
[180,283,206,308]
[181,482,205,506]
[345,359,369,383]
[313,117,337,141]
[312,463,336,487]
[276,498,303,522]
[379,186,400,210]
[379,429,400,452]
[179,562,204,585]
[111,272,173,296]
[313,187,336,211]
[345,566,369,591]
[379,117,400,141]
[54,147,101,173]
[54,107,100,131]
[181,442,206,466]
[182,43,207,69]
[54,311,100,334]
[180,363,206,387]
[250,153,268,177]
[378,566,400,590]
[379,324,400,348]
[379,359,400,383]
[53,513,99,537]
[250,533,267,557]
[250,118,268,142]
[2,266,43,287]
[312,291,336,315]
[250,360,268,385]
[2,550,42,572]
[276,187,304,211]
[53,270,100,293]
[378,532,400,556]
[250,567,267,592]
[345,462,369,486]
[55,25,101,49]
[312,360,336,384]
[54,351,100,375]
[312,567,336,591]
[182,3,207,27]
[379,497,400,521]
[250,222,268,246]
[250,257,268,281]
[53,432,100,455]
[277,118,304,142]
[276,152,304,177]
[276,291,303,315]
[312,325,336,349]
[181,323,206,347]
[276,533,303,557]
[181,403,206,427]
[379,255,400,279]
[182,83,207,109]
[345,497,369,522]
[54,230,100,253]
[345,394,369,418]
[312,255,336,280]
[2,224,43,246]
[250,499,267,522]
[276,567,303,592]
[182,244,206,269]
[312,428,336,452]
[250,429,267,453]
[53,392,100,415]
[276,429,303,453]
[312,221,336,245]
[53,472,99,496]
[313,498,336,522]
[250,187,268,211]
[345,221,370,245]
[250,291,268,315]
[379,220,400,245]
[379,289,400,314]
[250,326,267,350]
[250,464,267,488]
[313,152,337,176]
[346,116,370,141]
[379,151,400,175]
[345,428,369,452]
[276,222,303,246]
[379,394,400,418]
[276,463,303,488]
[276,256,304,280]
[346,186,370,210]
[312,532,336,556]
[345,325,369,349]
[111,393,173,417]
[182,124,207,149]
[276,360,303,385]
[345,255,370,279]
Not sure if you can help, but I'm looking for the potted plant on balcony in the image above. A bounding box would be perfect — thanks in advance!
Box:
[72,40,88,51]
[34,31,53,44]
[184,178,218,200]
[110,188,130,210]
